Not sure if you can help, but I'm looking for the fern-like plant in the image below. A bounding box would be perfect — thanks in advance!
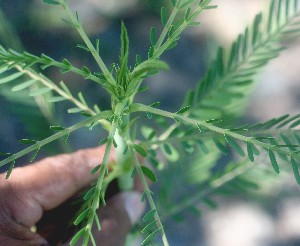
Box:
[1,0,300,245]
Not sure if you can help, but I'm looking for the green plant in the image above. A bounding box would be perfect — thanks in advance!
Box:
[0,0,300,245]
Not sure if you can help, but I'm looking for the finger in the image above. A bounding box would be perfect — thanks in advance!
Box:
[65,191,145,246]
[2,147,115,227]
[0,234,49,246]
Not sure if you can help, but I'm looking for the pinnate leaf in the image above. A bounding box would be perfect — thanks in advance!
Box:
[19,139,36,144]
[43,0,61,5]
[30,147,40,162]
[70,228,85,246]
[141,220,158,234]
[74,208,90,225]
[11,79,36,92]
[47,96,67,103]
[50,126,65,131]
[247,142,255,162]
[204,5,218,9]
[68,108,82,114]
[142,209,157,222]
[83,187,96,201]
[176,105,190,114]
[213,139,228,154]
[150,27,157,46]
[161,7,167,26]
[224,135,245,157]
[268,149,280,174]
[29,87,51,96]
[161,143,179,162]
[142,228,161,246]
[141,165,158,182]
[291,157,300,185]
[90,164,101,174]
[133,144,148,157]
[5,159,15,179]
[0,152,11,157]
[99,137,108,145]
[149,102,161,108]
[0,72,22,84]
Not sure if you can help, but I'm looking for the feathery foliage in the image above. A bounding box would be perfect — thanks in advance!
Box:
[0,0,300,245]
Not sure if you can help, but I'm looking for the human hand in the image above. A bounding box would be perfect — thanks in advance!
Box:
[0,147,144,246]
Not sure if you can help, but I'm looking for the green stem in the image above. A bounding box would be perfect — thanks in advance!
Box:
[153,0,212,60]
[16,66,93,112]
[145,128,300,148]
[128,1,211,103]
[131,103,300,160]
[0,50,107,86]
[130,146,170,246]
[36,57,105,86]
[144,131,213,147]
[61,0,116,86]
[42,60,106,86]
[14,64,111,129]
[116,130,134,191]
[0,110,113,168]
[82,113,119,245]
[155,3,179,50]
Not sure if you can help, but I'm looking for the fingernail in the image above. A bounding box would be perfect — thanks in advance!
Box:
[123,192,145,225]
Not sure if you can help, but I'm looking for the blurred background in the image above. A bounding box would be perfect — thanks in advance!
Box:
[1,0,300,245]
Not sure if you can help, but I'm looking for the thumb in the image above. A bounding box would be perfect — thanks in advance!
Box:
[4,147,112,227]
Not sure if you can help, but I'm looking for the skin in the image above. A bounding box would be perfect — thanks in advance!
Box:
[0,147,142,246]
